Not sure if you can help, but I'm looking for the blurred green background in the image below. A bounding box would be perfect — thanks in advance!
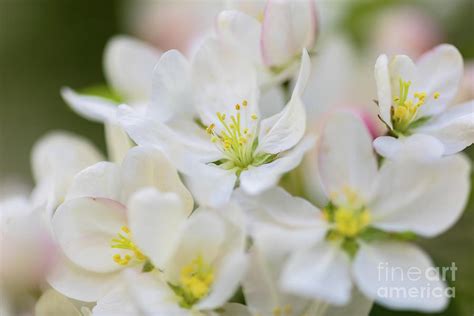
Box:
[0,0,472,315]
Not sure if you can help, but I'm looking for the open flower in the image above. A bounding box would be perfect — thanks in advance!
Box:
[374,44,474,159]
[237,111,470,312]
[48,146,193,302]
[61,36,161,162]
[217,0,318,87]
[92,204,247,315]
[120,40,314,207]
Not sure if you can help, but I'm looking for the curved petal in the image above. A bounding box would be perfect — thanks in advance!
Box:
[47,256,120,302]
[53,197,128,273]
[118,105,221,165]
[163,211,226,284]
[192,37,260,130]
[128,188,191,269]
[120,146,193,211]
[196,250,248,310]
[373,134,444,160]
[415,100,474,155]
[280,242,352,306]
[61,87,118,123]
[66,162,121,201]
[414,44,463,117]
[353,242,448,312]
[104,36,161,102]
[217,10,262,64]
[104,122,133,163]
[149,50,193,123]
[261,0,318,66]
[183,163,237,208]
[388,55,416,95]
[318,111,377,202]
[374,54,393,128]
[257,49,310,154]
[370,154,471,237]
[240,136,315,195]
[35,289,82,316]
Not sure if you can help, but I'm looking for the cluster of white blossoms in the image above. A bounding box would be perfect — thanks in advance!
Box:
[1,1,473,316]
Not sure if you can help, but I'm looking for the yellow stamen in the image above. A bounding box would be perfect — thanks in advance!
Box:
[110,226,146,266]
[434,91,440,99]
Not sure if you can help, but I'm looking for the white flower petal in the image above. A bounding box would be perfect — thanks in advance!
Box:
[220,303,253,316]
[322,288,373,316]
[374,54,393,128]
[61,87,118,123]
[373,134,445,160]
[261,0,318,66]
[104,36,161,102]
[240,136,315,195]
[196,250,248,310]
[217,10,262,64]
[128,188,190,269]
[183,163,237,208]
[119,146,193,211]
[149,49,193,123]
[280,242,352,306]
[48,256,120,302]
[414,44,463,117]
[259,85,285,118]
[192,37,260,130]
[415,100,474,155]
[388,55,416,95]
[257,49,311,154]
[104,122,133,163]
[318,111,377,201]
[53,197,127,273]
[66,162,121,201]
[353,242,449,312]
[31,131,103,211]
[164,211,226,283]
[370,154,471,237]
[35,289,82,316]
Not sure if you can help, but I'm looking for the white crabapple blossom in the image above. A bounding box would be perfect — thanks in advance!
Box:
[236,111,471,312]
[374,44,474,159]
[92,203,247,315]
[61,36,161,162]
[217,0,318,87]
[48,146,193,302]
[119,40,314,207]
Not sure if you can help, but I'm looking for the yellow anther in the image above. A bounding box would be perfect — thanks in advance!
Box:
[334,208,371,238]
[251,114,258,120]
[177,255,214,307]
[242,99,248,107]
[121,226,130,234]
[110,226,146,266]
[235,104,241,110]
[434,91,440,99]
[206,123,216,134]
[393,96,400,102]
[283,305,293,315]
[273,307,282,316]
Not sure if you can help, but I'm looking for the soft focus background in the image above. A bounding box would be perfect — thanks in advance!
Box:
[0,0,472,315]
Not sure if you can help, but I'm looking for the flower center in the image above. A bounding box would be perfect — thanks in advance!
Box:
[171,255,214,308]
[206,100,276,172]
[391,78,440,134]
[110,226,146,266]
[324,187,371,240]
[272,305,293,316]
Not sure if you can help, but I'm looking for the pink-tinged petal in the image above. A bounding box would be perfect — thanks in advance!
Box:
[52,197,127,273]
[261,0,318,66]
[318,111,377,202]
[370,155,470,237]
[353,242,449,312]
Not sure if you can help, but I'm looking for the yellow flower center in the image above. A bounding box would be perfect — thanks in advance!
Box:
[324,187,371,239]
[110,226,146,266]
[173,255,214,308]
[391,78,440,133]
[206,100,276,172]
[271,305,293,316]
